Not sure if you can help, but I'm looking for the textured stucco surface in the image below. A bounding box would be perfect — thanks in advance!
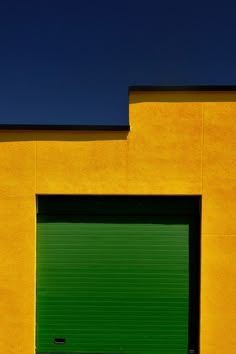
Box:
[0,91,235,353]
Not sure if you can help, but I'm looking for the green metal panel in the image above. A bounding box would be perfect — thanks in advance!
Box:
[36,209,190,353]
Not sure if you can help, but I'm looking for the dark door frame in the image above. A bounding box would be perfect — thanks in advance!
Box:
[36,195,201,354]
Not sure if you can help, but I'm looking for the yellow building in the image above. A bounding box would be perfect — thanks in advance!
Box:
[0,87,235,354]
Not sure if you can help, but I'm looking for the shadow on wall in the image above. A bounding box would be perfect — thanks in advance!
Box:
[129,90,236,103]
[0,130,129,142]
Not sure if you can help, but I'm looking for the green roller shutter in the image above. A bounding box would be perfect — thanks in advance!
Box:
[36,196,200,354]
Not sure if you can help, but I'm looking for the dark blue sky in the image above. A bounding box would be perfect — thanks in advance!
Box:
[1,1,236,126]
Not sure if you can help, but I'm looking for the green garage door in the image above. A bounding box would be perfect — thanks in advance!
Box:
[36,196,200,354]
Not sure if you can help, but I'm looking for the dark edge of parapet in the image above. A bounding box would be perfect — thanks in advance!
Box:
[0,124,130,131]
[129,85,236,92]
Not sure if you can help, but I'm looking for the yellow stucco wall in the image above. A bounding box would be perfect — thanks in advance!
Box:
[0,91,235,354]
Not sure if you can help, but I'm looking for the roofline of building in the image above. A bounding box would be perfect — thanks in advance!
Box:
[129,85,236,91]
[1,86,236,130]
[0,124,130,131]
